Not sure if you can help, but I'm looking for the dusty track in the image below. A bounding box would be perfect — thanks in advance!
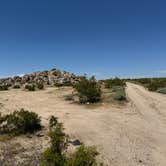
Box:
[0,83,166,166]
[125,83,166,166]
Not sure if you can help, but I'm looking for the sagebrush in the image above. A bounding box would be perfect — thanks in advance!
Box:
[74,76,101,103]
[40,117,98,166]
[0,109,41,135]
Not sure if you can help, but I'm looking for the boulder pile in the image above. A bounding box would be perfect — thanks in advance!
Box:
[0,68,79,87]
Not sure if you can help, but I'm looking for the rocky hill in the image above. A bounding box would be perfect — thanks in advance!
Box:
[0,68,79,87]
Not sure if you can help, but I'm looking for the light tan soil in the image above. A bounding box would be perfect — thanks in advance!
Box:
[0,83,166,166]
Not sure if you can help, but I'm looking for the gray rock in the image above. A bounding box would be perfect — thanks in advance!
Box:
[0,68,80,88]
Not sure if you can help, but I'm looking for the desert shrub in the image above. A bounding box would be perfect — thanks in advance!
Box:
[0,109,41,135]
[36,82,44,90]
[74,76,101,103]
[66,145,98,166]
[133,78,152,85]
[13,84,21,89]
[40,119,98,166]
[64,94,74,101]
[0,85,8,91]
[105,77,126,89]
[157,88,166,94]
[113,86,126,101]
[147,82,159,91]
[41,148,66,166]
[130,78,166,92]
[25,84,36,91]
[54,83,63,87]
[48,123,68,155]
[49,116,58,128]
[40,122,68,166]
[0,113,5,124]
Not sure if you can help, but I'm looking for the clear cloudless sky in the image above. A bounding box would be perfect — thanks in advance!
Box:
[0,0,166,79]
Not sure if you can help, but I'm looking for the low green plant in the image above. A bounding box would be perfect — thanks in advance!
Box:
[129,78,166,92]
[66,145,98,166]
[40,121,68,166]
[49,116,58,129]
[74,76,101,103]
[104,77,126,89]
[147,82,159,91]
[13,84,21,89]
[48,123,68,155]
[0,85,8,91]
[40,118,99,166]
[64,94,74,101]
[25,84,36,91]
[54,83,64,87]
[41,148,66,166]
[0,109,41,135]
[113,86,126,101]
[36,82,44,90]
[103,78,126,101]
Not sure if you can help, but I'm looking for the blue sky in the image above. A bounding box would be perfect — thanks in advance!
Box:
[0,0,166,79]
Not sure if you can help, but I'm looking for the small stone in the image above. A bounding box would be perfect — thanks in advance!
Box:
[71,139,82,146]
[139,160,143,163]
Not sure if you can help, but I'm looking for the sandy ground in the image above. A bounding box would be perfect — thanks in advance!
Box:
[0,83,166,166]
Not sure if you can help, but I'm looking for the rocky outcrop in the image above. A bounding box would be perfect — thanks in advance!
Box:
[0,68,79,87]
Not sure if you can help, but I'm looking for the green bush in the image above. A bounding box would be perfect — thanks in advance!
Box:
[48,123,68,155]
[64,94,74,101]
[0,85,8,91]
[25,84,36,91]
[0,109,41,135]
[66,145,98,166]
[74,76,101,103]
[36,82,44,90]
[54,81,72,87]
[49,116,58,129]
[13,84,21,89]
[54,83,64,87]
[40,122,68,166]
[130,78,166,92]
[147,82,159,91]
[105,77,126,89]
[40,119,98,166]
[113,86,126,101]
[41,148,66,166]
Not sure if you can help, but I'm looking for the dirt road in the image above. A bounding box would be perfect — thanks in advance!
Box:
[0,83,166,166]
[124,83,166,166]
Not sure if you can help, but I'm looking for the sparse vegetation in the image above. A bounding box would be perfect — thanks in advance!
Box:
[25,84,36,91]
[157,88,166,94]
[64,94,74,101]
[49,116,58,128]
[113,86,126,101]
[0,109,41,135]
[127,78,166,92]
[0,85,9,91]
[13,84,21,89]
[40,118,98,166]
[54,83,64,87]
[104,77,125,89]
[24,83,45,91]
[66,145,98,166]
[36,82,44,90]
[104,78,126,101]
[74,76,101,104]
